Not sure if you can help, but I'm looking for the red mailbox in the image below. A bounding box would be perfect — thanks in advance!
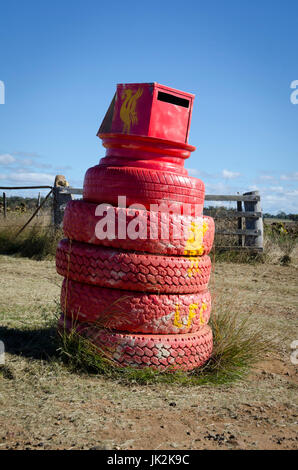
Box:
[99,82,194,144]
[97,82,196,175]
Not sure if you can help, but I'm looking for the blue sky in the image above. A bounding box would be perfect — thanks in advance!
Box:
[0,0,297,213]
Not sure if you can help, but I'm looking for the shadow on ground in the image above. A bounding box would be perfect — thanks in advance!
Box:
[0,326,59,361]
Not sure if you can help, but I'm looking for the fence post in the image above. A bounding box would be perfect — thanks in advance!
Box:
[236,195,243,247]
[53,186,73,228]
[243,191,263,249]
[36,192,41,217]
[3,192,6,219]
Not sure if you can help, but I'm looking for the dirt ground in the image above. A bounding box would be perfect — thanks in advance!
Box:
[0,254,297,450]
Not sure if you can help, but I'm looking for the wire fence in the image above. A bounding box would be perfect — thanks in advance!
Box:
[0,184,264,251]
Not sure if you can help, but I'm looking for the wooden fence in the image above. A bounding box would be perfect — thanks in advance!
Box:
[204,192,263,251]
[52,187,263,251]
[0,184,263,251]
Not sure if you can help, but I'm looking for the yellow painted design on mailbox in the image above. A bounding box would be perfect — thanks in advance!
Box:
[184,220,209,256]
[173,302,207,329]
[120,87,143,134]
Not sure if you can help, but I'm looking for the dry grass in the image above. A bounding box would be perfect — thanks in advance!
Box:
[0,210,297,266]
[264,223,297,266]
[0,255,297,449]
[211,219,298,266]
[0,212,62,260]
[57,303,276,386]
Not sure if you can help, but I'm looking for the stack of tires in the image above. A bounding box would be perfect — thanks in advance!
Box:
[56,164,215,372]
[56,81,216,372]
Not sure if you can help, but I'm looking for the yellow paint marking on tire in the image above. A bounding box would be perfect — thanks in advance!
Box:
[198,302,207,325]
[186,303,199,327]
[187,257,200,277]
[173,304,183,328]
[184,220,209,256]
[173,302,207,328]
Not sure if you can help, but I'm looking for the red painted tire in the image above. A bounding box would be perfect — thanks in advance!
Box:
[56,239,211,294]
[63,200,215,256]
[59,314,213,371]
[83,166,205,214]
[98,157,189,175]
[61,279,211,334]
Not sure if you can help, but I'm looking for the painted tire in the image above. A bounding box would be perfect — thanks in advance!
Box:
[61,279,211,334]
[59,314,213,371]
[56,239,212,294]
[63,200,215,256]
[83,166,205,214]
[98,157,189,175]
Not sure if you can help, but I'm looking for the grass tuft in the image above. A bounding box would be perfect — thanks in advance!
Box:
[264,223,297,266]
[0,222,62,260]
[0,365,15,380]
[194,308,276,384]
[57,305,276,386]
[211,249,265,264]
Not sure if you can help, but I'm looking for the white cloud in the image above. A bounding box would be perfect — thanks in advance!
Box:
[285,189,298,197]
[37,162,52,169]
[11,151,41,158]
[186,168,199,176]
[18,159,52,169]
[205,182,228,193]
[248,184,259,191]
[259,174,274,181]
[0,151,54,171]
[20,158,34,166]
[0,153,16,164]
[269,186,284,192]
[280,172,298,181]
[222,169,241,179]
[8,172,55,184]
[261,190,298,213]
[185,168,216,179]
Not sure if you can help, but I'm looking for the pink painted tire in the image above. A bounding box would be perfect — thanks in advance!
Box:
[83,165,204,215]
[61,279,211,334]
[63,200,215,256]
[59,314,213,371]
[56,239,212,294]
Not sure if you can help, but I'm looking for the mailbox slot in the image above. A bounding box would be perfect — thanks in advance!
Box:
[157,91,189,108]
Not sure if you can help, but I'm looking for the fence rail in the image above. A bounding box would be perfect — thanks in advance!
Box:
[205,194,260,202]
[205,190,263,251]
[0,183,264,251]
